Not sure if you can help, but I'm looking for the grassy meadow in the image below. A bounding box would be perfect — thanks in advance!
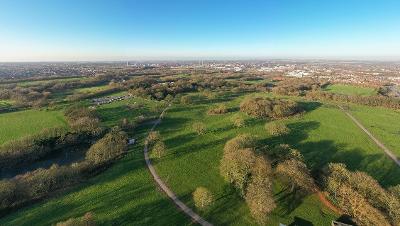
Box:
[324,84,377,96]
[348,104,400,157]
[0,109,68,145]
[147,92,400,225]
[1,87,399,225]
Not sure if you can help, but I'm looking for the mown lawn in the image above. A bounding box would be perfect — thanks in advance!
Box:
[348,104,400,157]
[324,84,377,96]
[152,91,400,225]
[0,109,68,145]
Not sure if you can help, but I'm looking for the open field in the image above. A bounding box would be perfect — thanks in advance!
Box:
[324,84,377,96]
[0,97,192,226]
[152,93,339,225]
[348,104,400,157]
[0,124,192,226]
[0,109,67,145]
[1,77,399,226]
[151,91,400,224]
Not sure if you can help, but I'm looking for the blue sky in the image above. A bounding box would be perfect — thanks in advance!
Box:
[0,0,400,61]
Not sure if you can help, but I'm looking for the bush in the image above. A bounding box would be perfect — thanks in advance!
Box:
[231,115,245,128]
[152,141,166,158]
[207,104,228,115]
[192,122,206,135]
[265,122,290,136]
[193,187,214,209]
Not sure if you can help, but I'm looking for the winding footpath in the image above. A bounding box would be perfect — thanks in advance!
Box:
[338,105,400,167]
[144,106,213,226]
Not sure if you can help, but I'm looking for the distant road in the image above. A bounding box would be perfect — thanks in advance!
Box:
[144,106,213,226]
[339,105,400,167]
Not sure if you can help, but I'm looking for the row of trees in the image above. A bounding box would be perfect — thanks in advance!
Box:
[323,163,400,226]
[219,134,275,223]
[0,105,104,168]
[0,75,113,107]
[305,90,400,109]
[240,97,302,119]
[272,78,324,96]
[0,127,128,215]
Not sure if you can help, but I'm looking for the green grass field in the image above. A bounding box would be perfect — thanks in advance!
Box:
[0,124,192,226]
[1,89,399,225]
[0,109,68,145]
[0,97,191,226]
[348,104,400,157]
[152,93,339,225]
[324,84,377,96]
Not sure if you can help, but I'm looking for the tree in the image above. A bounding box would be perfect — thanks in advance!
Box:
[192,122,206,135]
[86,128,128,164]
[193,187,214,209]
[265,121,290,136]
[389,185,400,200]
[245,156,276,224]
[276,159,315,193]
[220,134,257,195]
[152,141,166,158]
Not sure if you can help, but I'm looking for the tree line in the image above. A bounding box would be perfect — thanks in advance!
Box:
[0,106,104,169]
[0,127,128,216]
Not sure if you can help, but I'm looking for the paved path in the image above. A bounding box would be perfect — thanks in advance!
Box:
[339,105,400,167]
[144,107,213,226]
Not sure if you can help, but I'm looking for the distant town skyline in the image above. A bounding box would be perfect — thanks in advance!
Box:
[1,0,400,62]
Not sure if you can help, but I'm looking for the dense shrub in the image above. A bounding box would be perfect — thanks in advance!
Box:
[240,97,301,119]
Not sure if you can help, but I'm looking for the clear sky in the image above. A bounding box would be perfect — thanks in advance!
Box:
[1,0,400,61]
